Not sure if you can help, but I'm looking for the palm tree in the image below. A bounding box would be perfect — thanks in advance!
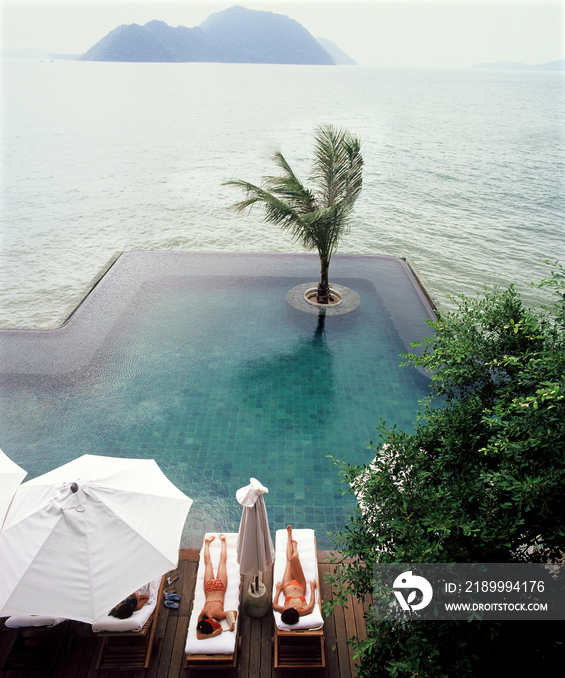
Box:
[224,124,363,304]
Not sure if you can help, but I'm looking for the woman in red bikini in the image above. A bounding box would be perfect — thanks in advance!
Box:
[196,534,236,639]
[272,525,317,625]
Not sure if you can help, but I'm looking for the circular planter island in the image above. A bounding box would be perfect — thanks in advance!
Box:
[286,283,360,315]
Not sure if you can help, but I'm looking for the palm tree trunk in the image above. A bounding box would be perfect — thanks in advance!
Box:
[317,257,332,304]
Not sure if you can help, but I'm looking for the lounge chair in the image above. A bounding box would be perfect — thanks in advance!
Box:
[184,532,241,669]
[92,574,164,670]
[272,528,325,668]
[2,615,68,670]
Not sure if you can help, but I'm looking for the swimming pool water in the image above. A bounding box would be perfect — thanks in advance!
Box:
[0,252,434,548]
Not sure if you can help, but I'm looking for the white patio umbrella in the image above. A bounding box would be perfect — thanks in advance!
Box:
[0,454,192,623]
[236,477,274,618]
[0,448,27,530]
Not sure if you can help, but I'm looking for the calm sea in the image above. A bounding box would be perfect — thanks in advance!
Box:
[1,60,564,328]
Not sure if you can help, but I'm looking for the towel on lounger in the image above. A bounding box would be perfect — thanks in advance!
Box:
[273,528,324,631]
[92,576,161,633]
[5,615,66,628]
[185,533,240,656]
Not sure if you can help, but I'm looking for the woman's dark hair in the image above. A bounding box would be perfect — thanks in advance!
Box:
[197,617,214,635]
[110,595,137,619]
[281,608,300,625]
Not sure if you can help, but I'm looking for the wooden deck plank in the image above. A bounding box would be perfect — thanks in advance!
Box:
[319,550,358,677]
[147,598,170,677]
[0,549,366,678]
[260,565,274,678]
[62,639,85,678]
[329,564,353,678]
[343,590,359,677]
[170,558,197,678]
[319,561,341,678]
[153,615,178,678]
[169,617,189,678]
[354,593,370,645]
[236,586,251,678]
[65,635,90,678]
[85,634,105,678]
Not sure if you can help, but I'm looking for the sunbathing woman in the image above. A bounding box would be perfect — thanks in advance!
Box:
[196,534,237,639]
[272,525,317,625]
[109,590,150,620]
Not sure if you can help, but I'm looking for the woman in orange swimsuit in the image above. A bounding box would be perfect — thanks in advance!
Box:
[272,525,317,625]
[196,534,236,639]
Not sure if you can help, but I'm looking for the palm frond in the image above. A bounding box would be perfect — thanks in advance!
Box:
[310,124,363,214]
[264,152,318,214]
[223,178,303,231]
[224,124,364,278]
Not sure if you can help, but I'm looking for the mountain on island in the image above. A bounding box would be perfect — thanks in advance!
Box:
[471,58,565,71]
[315,37,357,65]
[80,5,346,65]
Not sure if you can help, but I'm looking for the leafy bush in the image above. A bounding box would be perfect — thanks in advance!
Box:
[326,262,565,677]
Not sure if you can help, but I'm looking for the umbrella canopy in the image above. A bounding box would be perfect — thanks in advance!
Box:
[0,454,192,623]
[236,478,274,577]
[0,448,27,530]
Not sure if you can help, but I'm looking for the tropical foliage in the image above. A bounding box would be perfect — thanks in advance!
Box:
[326,262,565,677]
[225,124,363,303]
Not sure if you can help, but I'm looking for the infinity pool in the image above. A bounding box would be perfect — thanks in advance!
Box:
[0,252,435,548]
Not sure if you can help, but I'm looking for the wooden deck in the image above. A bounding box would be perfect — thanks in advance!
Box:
[0,550,370,678]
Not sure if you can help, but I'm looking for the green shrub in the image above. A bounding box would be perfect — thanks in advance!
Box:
[326,262,565,677]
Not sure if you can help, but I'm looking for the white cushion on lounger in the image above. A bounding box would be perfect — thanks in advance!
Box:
[5,615,66,628]
[91,577,161,633]
[185,533,240,655]
[273,528,324,631]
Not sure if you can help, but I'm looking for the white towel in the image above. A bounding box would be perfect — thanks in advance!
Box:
[185,533,240,655]
[273,528,324,631]
[5,615,66,628]
[92,576,161,633]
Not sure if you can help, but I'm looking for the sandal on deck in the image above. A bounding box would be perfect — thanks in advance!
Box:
[164,593,181,602]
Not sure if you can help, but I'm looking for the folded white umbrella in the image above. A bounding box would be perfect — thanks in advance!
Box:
[236,477,274,585]
[0,448,27,530]
[0,454,192,623]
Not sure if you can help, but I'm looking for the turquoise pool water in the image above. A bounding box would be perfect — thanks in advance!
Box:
[0,252,434,548]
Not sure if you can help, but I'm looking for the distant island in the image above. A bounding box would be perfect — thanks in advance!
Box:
[315,37,357,66]
[79,5,355,66]
[472,58,565,71]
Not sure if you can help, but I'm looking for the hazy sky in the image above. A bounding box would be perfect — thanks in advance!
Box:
[1,0,564,68]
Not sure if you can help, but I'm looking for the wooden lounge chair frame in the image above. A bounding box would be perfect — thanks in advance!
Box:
[1,619,69,671]
[184,633,241,670]
[273,533,325,669]
[274,604,325,668]
[94,574,165,671]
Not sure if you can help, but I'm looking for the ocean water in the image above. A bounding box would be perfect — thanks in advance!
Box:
[1,60,564,329]
[1,61,563,547]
